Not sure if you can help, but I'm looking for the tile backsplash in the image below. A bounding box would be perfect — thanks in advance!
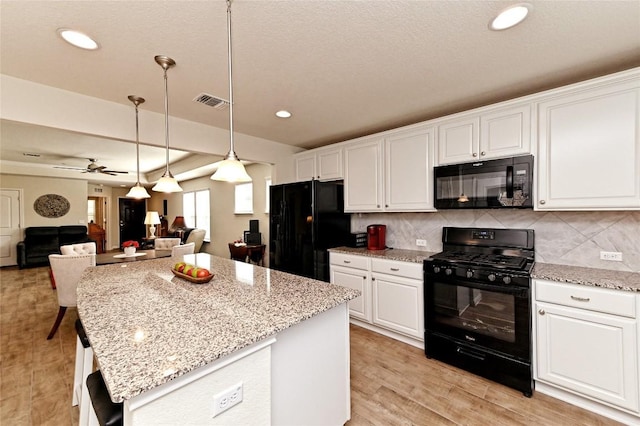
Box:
[351,210,640,272]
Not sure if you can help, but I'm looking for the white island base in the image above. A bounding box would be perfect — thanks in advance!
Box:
[122,304,351,426]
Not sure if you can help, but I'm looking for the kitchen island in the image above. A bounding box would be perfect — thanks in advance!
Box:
[77,253,360,425]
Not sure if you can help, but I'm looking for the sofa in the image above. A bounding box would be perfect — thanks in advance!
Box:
[17,225,94,269]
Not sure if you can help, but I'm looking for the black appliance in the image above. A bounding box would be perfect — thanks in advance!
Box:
[434,155,533,209]
[424,227,535,397]
[270,180,351,282]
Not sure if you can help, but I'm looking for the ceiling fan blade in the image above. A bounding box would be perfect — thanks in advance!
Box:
[53,166,87,171]
[101,170,128,174]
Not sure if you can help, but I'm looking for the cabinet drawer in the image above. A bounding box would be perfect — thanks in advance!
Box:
[371,258,422,280]
[329,252,369,270]
[535,279,636,318]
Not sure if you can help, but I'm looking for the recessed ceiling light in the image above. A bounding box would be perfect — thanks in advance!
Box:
[57,28,99,50]
[275,110,292,118]
[489,3,531,31]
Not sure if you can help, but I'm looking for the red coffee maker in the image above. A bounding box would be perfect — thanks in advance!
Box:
[367,224,386,250]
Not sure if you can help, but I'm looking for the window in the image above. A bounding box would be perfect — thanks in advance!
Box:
[235,183,253,214]
[182,189,211,241]
[265,178,272,213]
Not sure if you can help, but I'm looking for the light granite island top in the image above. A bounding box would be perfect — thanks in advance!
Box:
[77,253,359,425]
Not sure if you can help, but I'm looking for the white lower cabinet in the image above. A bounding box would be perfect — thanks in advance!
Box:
[329,252,371,322]
[371,258,423,339]
[534,279,640,420]
[330,252,424,346]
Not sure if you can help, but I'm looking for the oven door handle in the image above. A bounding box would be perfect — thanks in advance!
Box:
[426,276,529,297]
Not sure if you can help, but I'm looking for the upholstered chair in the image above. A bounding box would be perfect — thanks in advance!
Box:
[154,238,181,250]
[47,253,96,339]
[172,242,195,259]
[60,242,97,255]
[185,229,206,252]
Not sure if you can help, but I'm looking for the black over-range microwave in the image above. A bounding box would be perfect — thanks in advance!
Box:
[434,155,533,209]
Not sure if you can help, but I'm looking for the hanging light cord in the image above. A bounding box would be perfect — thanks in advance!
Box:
[225,0,239,162]
[134,101,141,184]
[162,66,171,174]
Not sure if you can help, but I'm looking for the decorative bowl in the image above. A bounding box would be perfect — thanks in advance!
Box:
[171,269,214,284]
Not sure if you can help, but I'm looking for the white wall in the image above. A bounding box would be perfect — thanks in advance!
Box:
[0,174,88,228]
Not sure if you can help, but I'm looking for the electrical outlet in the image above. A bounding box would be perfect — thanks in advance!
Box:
[416,239,427,247]
[212,382,243,417]
[600,251,623,262]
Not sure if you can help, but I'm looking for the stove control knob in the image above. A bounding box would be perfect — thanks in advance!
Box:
[502,275,512,285]
[433,266,441,274]
[488,273,496,282]
[445,268,453,276]
[466,270,474,278]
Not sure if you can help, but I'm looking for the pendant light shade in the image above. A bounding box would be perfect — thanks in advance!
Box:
[211,0,252,183]
[126,95,151,199]
[152,55,183,193]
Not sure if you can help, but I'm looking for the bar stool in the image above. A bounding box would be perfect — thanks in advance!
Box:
[73,319,94,426]
[86,370,123,426]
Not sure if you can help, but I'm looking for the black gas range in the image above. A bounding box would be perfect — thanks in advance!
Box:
[424,227,535,397]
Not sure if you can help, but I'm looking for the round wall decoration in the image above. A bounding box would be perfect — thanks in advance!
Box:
[34,194,71,218]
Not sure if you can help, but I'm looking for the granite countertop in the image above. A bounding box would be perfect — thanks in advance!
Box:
[328,246,437,264]
[532,263,640,292]
[329,246,640,293]
[77,253,360,402]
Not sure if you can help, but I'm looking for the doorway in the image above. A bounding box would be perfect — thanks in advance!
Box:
[0,189,22,267]
[118,198,146,247]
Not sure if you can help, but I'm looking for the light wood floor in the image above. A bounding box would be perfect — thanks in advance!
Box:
[0,265,624,425]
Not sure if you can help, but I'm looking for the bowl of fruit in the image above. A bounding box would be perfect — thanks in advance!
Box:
[171,262,214,284]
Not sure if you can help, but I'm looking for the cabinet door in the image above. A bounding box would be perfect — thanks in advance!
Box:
[535,301,639,412]
[384,127,435,211]
[330,265,371,322]
[295,153,316,182]
[480,104,531,160]
[437,116,479,165]
[317,148,343,181]
[371,273,423,339]
[344,139,384,212]
[537,79,640,210]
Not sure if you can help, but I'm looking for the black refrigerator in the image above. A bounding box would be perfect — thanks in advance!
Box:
[270,180,351,282]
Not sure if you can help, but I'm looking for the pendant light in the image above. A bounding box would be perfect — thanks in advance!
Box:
[152,55,183,193]
[126,95,151,199]
[211,0,252,183]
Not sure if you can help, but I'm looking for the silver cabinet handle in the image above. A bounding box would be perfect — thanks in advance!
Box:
[571,295,590,302]
[343,260,351,264]
[480,151,486,156]
[390,268,400,271]
[539,200,546,205]
[538,309,545,315]
[472,153,478,157]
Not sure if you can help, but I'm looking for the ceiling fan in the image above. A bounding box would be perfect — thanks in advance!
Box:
[53,158,128,176]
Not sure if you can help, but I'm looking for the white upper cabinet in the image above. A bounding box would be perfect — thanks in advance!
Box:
[536,73,640,210]
[344,138,384,212]
[344,125,436,213]
[384,126,435,211]
[294,146,343,181]
[437,103,532,165]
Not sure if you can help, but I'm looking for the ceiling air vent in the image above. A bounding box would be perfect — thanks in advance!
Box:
[193,93,229,110]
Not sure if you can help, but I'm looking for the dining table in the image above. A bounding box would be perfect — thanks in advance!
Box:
[94,249,172,266]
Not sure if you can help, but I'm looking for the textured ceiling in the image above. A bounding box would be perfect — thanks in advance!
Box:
[1,0,639,184]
